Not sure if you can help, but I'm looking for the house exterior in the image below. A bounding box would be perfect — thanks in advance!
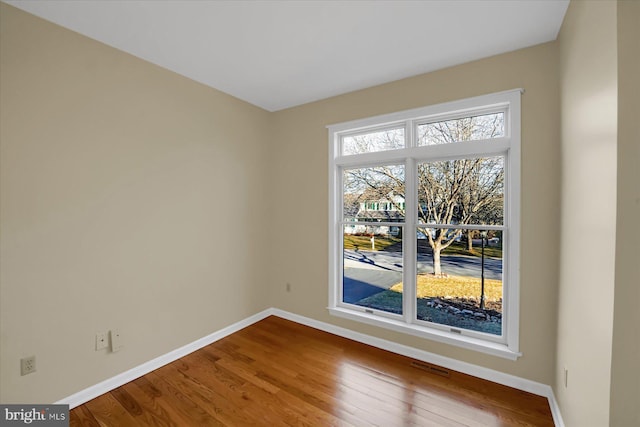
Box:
[344,193,405,236]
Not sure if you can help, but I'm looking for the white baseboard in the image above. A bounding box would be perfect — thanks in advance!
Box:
[547,388,566,427]
[56,309,274,409]
[56,307,564,426]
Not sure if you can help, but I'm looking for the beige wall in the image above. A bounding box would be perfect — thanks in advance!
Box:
[269,43,561,385]
[610,1,640,425]
[556,1,618,425]
[3,1,637,420]
[0,3,271,403]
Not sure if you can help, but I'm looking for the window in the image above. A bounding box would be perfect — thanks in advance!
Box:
[328,90,522,359]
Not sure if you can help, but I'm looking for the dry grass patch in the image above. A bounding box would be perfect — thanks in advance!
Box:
[343,235,401,251]
[390,274,502,302]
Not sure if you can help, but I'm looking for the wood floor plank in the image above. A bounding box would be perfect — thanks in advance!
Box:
[170,355,289,426]
[153,362,258,426]
[141,372,225,426]
[71,316,554,426]
[115,381,179,427]
[69,404,100,427]
[83,391,140,427]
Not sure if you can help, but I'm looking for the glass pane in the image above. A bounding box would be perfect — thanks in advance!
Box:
[343,225,403,315]
[414,228,503,335]
[342,128,404,155]
[343,165,405,222]
[417,157,504,226]
[417,112,504,146]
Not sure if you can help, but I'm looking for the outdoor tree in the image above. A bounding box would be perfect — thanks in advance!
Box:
[343,113,504,276]
[417,156,504,275]
[415,113,504,275]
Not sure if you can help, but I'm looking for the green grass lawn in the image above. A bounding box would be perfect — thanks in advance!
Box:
[439,241,502,258]
[344,234,502,259]
[343,235,401,251]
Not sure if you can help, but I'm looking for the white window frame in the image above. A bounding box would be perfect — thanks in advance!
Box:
[327,90,522,360]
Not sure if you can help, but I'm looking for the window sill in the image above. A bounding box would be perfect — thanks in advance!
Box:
[328,306,522,360]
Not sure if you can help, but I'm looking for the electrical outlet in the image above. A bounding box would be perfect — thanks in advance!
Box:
[110,329,123,352]
[95,332,108,350]
[21,356,36,376]
[286,282,291,292]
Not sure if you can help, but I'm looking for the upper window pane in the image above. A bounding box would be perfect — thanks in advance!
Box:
[342,128,405,155]
[343,165,405,221]
[418,156,504,226]
[417,112,504,146]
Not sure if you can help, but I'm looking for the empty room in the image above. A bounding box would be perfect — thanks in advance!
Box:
[0,1,637,426]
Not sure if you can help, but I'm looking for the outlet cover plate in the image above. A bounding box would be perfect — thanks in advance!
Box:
[110,329,123,352]
[95,332,108,350]
[21,356,36,376]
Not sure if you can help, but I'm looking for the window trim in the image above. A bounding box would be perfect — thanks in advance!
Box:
[328,89,522,360]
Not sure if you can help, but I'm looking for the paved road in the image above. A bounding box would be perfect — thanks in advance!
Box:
[342,249,502,304]
[344,249,501,278]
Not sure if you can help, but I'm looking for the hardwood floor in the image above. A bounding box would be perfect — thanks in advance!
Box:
[70,316,554,426]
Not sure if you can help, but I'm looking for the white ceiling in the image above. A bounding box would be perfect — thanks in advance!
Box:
[4,0,569,112]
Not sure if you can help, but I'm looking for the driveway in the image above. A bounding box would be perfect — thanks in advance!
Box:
[343,268,402,303]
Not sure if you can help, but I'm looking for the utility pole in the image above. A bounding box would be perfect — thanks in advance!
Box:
[480,231,487,310]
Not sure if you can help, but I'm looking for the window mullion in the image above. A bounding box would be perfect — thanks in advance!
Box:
[403,156,417,325]
[403,120,416,324]
[406,119,415,148]
[333,166,344,308]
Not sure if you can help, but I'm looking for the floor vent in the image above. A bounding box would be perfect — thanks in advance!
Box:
[410,361,451,378]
